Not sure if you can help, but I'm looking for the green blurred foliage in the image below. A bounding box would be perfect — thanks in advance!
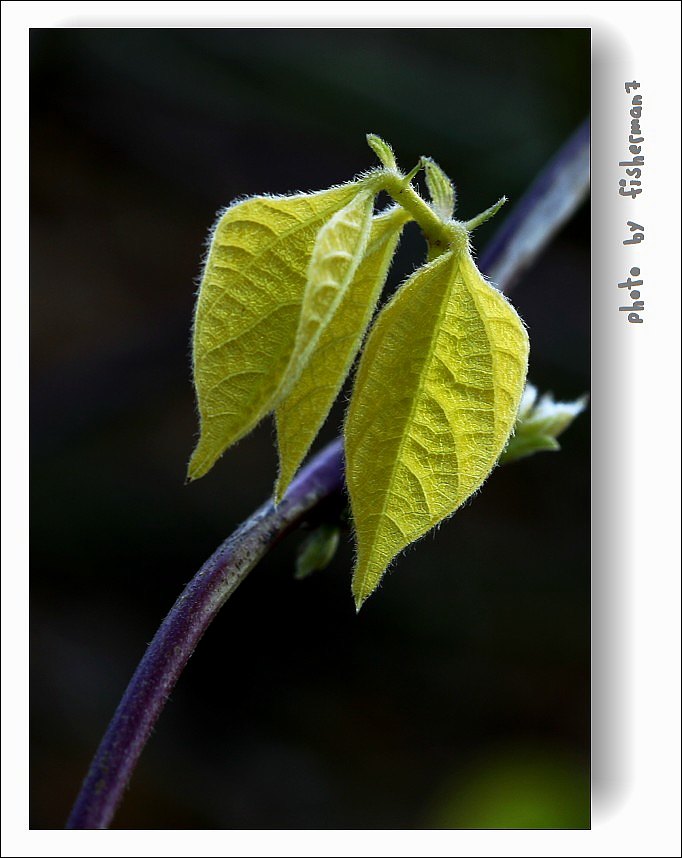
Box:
[426,745,589,829]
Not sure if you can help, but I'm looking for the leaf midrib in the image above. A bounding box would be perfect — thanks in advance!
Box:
[357,251,458,588]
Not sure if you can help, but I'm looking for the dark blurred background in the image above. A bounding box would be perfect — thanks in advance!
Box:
[30,28,590,829]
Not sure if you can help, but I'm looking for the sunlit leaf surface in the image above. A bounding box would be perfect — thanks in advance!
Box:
[188,183,359,480]
[346,249,529,608]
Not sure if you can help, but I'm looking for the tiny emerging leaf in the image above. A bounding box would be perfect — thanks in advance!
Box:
[345,248,529,609]
[188,183,360,481]
[500,384,587,464]
[366,134,398,171]
[295,523,341,580]
[423,157,456,220]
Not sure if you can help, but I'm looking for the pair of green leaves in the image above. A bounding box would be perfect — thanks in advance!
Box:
[189,137,530,608]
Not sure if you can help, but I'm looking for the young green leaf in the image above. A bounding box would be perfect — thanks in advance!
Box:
[423,157,456,220]
[500,383,587,465]
[295,523,341,580]
[276,188,376,403]
[274,206,409,502]
[188,183,360,481]
[345,249,529,609]
[366,134,398,171]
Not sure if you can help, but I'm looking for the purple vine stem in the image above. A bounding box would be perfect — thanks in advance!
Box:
[482,119,590,291]
[66,119,590,830]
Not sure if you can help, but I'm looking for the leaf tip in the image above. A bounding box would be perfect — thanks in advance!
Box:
[422,156,456,220]
[352,568,384,612]
[186,465,203,484]
[351,559,383,613]
[186,439,215,483]
[273,478,287,507]
[465,195,508,231]
[366,133,397,171]
[353,582,372,613]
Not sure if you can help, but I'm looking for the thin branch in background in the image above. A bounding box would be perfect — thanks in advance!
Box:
[483,119,590,291]
[66,119,590,830]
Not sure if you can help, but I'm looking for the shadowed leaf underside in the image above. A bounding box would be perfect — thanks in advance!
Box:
[275,207,408,500]
[278,188,376,399]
